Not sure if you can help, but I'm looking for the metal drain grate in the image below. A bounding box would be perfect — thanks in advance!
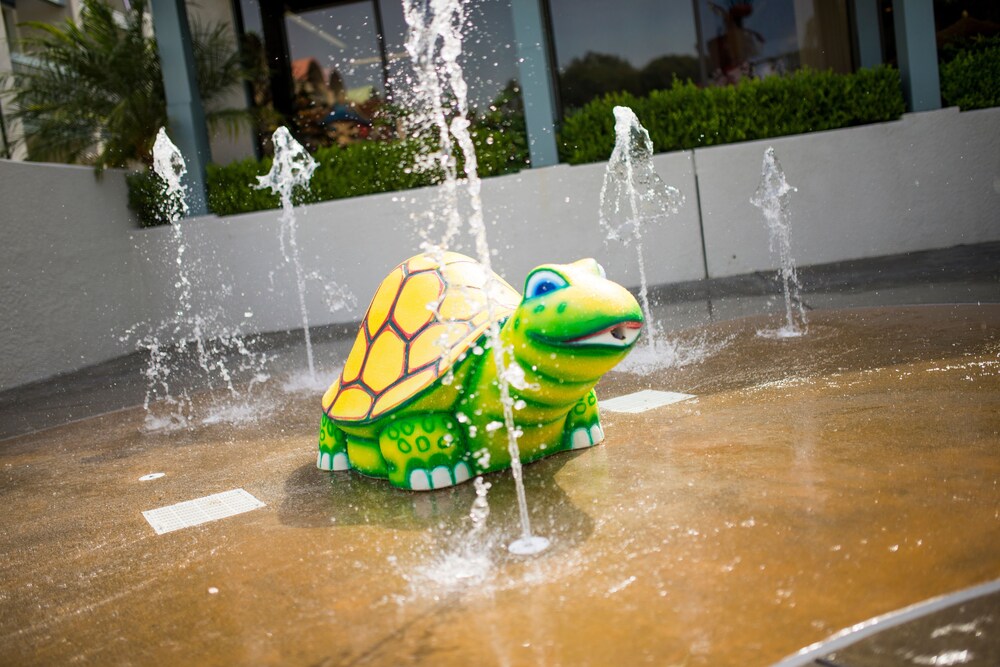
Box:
[142,489,265,535]
[601,389,695,414]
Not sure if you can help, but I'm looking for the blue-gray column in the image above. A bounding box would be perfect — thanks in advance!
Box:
[152,0,211,216]
[851,0,883,69]
[892,0,941,112]
[510,0,559,168]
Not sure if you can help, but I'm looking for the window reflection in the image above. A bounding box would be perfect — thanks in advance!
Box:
[698,0,851,85]
[285,2,384,150]
[548,0,702,111]
[547,0,854,113]
[933,0,1000,60]
[237,0,525,157]
[377,0,521,113]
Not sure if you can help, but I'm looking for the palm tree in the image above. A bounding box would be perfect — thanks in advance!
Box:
[5,0,246,170]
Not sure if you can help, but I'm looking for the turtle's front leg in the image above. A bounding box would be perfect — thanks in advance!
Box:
[317,412,350,471]
[562,389,605,450]
[379,414,472,491]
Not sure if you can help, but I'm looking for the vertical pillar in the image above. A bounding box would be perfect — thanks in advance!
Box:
[259,0,294,120]
[151,0,211,216]
[892,0,941,112]
[851,0,883,69]
[0,5,27,160]
[510,0,559,168]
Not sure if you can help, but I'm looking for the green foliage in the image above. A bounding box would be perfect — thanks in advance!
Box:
[126,170,172,228]
[5,0,247,170]
[303,140,436,208]
[559,66,906,165]
[128,129,529,225]
[205,158,280,215]
[558,51,700,110]
[940,36,1000,111]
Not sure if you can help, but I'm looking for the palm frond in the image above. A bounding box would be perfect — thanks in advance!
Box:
[6,0,249,170]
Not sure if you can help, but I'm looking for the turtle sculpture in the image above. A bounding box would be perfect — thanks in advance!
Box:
[318,251,643,490]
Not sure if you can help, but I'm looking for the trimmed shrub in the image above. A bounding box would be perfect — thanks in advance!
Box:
[127,170,173,228]
[128,125,529,225]
[205,157,280,215]
[558,66,906,165]
[940,36,1000,111]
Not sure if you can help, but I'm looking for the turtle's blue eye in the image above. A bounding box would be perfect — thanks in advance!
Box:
[525,270,568,299]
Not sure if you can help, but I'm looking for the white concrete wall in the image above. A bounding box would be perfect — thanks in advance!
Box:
[0,162,153,389]
[697,107,1000,277]
[2,106,998,389]
[131,149,704,339]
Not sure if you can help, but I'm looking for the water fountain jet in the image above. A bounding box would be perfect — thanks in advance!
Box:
[256,127,320,380]
[122,129,271,430]
[399,0,547,555]
[751,146,807,338]
[600,106,690,373]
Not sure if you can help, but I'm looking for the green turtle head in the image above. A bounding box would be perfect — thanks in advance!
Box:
[505,258,643,383]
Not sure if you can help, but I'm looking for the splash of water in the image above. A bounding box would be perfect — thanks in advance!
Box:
[750,146,807,338]
[125,129,269,430]
[256,127,319,378]
[402,0,547,556]
[613,329,733,376]
[599,106,684,357]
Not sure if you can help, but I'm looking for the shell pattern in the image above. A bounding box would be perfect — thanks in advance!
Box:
[323,252,520,423]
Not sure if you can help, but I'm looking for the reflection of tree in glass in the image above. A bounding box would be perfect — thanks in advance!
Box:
[559,52,700,110]
[640,55,703,93]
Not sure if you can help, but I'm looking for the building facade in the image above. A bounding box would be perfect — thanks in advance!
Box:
[3,0,996,172]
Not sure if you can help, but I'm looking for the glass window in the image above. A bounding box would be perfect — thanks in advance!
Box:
[377,0,521,113]
[238,0,525,155]
[284,2,385,149]
[697,0,852,85]
[934,0,1000,60]
[547,0,703,111]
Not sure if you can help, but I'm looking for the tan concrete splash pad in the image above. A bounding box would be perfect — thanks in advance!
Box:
[1,305,998,666]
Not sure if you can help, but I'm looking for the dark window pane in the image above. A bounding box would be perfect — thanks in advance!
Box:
[548,0,702,110]
[697,0,852,85]
[285,2,383,149]
[378,0,521,112]
[934,0,1000,61]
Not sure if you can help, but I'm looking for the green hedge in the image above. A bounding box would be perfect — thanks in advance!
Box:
[128,125,529,226]
[940,36,1000,111]
[558,66,906,165]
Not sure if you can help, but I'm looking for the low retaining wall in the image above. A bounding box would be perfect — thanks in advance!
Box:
[696,106,1000,277]
[0,162,149,389]
[1,106,998,389]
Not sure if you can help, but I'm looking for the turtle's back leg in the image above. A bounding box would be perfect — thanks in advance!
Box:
[562,389,605,450]
[318,412,350,471]
[379,413,471,490]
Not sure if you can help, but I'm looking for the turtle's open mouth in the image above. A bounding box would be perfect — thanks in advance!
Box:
[559,320,642,348]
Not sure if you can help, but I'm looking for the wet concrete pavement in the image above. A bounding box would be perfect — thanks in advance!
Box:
[3,241,998,442]
[1,301,998,666]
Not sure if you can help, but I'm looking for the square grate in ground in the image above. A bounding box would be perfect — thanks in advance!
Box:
[601,389,695,414]
[142,488,265,535]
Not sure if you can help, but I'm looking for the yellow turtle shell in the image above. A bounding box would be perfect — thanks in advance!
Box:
[322,252,520,424]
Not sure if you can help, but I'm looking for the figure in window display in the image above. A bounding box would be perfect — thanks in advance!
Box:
[323,69,373,147]
[291,57,335,151]
[707,1,765,84]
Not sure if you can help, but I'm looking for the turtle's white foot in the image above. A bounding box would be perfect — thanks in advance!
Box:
[379,413,469,490]
[317,450,350,471]
[570,423,604,450]
[408,462,472,491]
[318,413,350,472]
[565,390,604,451]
